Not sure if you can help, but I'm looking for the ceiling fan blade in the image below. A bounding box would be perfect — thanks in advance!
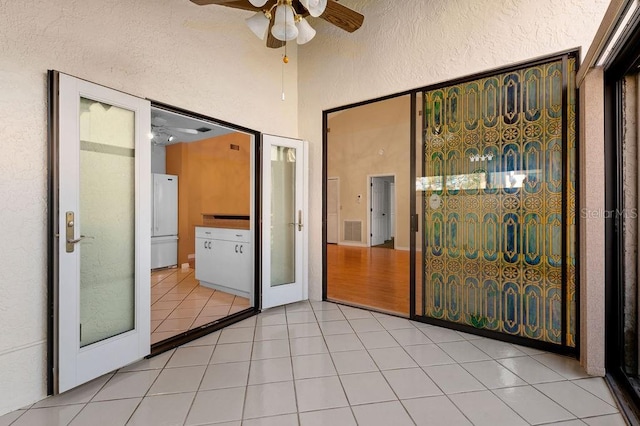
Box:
[189,0,260,12]
[320,0,364,33]
[266,17,286,48]
[170,127,199,134]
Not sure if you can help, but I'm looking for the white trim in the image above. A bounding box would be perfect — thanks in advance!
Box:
[577,0,632,86]
[338,241,368,248]
[302,139,309,301]
[596,0,639,67]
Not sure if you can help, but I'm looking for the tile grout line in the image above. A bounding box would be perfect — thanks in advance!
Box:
[177,339,216,425]
[315,303,361,425]
[372,311,483,426]
[285,304,303,425]
[237,316,258,423]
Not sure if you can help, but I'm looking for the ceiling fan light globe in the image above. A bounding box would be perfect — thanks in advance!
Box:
[300,0,327,17]
[272,4,298,41]
[245,11,270,40]
[295,17,316,44]
[271,23,298,41]
[248,0,268,6]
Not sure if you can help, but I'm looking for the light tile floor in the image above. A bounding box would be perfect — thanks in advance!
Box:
[151,268,249,344]
[1,301,625,426]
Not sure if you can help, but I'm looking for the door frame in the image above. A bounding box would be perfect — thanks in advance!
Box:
[367,174,396,247]
[50,71,152,394]
[321,48,582,356]
[603,13,640,414]
[144,101,263,355]
[326,177,340,244]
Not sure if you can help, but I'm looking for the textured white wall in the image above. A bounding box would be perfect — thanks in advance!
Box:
[298,0,609,361]
[0,0,298,415]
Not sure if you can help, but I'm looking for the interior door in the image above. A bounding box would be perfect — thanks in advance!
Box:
[54,72,151,393]
[371,177,385,246]
[327,178,339,244]
[262,134,307,309]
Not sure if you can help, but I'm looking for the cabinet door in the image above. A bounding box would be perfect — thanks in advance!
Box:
[195,238,212,282]
[235,243,252,293]
[211,240,239,288]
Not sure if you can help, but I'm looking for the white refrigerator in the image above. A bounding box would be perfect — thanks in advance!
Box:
[151,173,178,269]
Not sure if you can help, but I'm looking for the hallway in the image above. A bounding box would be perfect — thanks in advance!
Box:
[327,245,410,316]
[0,301,623,426]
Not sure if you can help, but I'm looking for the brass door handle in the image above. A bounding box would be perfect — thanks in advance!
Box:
[67,235,94,244]
[288,210,303,231]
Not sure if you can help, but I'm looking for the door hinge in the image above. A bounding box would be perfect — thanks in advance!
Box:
[80,323,82,341]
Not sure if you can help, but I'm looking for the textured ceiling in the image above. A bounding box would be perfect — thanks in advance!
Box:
[151,107,236,145]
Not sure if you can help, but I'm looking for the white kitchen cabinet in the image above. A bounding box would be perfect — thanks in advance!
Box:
[195,227,252,299]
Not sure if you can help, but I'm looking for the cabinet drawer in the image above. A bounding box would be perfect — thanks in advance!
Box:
[195,226,250,242]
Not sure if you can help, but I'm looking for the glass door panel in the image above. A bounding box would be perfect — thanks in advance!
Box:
[78,97,136,347]
[270,145,297,286]
[325,95,412,316]
[417,57,577,348]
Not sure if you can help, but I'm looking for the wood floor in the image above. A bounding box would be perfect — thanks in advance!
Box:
[327,244,410,316]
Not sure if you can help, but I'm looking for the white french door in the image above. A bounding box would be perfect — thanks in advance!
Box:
[262,134,308,309]
[55,72,151,393]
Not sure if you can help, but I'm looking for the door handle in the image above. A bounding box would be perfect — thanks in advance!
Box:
[65,211,95,252]
[207,241,212,249]
[288,210,304,231]
[67,235,95,244]
[235,244,239,253]
[239,245,243,254]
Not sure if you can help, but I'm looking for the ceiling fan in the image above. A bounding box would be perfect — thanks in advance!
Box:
[151,117,201,145]
[152,117,199,134]
[190,0,364,48]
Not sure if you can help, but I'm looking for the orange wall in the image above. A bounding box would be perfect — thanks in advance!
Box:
[166,132,251,265]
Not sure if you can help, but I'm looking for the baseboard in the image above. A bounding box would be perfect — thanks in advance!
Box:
[338,241,368,248]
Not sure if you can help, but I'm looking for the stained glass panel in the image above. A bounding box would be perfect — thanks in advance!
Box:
[420,57,577,347]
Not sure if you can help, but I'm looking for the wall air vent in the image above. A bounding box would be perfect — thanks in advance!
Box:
[344,221,362,242]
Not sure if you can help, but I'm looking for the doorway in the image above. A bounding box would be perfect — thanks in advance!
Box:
[604,15,640,411]
[50,73,308,396]
[325,94,411,316]
[370,175,395,249]
[147,106,256,346]
[324,51,580,353]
